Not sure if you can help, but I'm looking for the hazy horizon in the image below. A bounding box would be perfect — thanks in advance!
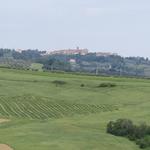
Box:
[0,0,150,57]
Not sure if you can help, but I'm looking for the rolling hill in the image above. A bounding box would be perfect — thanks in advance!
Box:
[0,68,149,150]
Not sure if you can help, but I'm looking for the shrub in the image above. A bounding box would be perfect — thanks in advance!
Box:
[107,119,134,136]
[133,123,150,139]
[98,83,116,88]
[107,119,150,149]
[136,137,150,149]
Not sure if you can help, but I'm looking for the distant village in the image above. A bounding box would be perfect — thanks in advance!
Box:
[0,47,150,77]
[16,47,118,57]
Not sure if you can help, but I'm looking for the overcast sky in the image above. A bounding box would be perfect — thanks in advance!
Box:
[0,0,150,57]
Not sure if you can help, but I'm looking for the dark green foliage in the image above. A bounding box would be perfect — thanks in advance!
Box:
[107,119,134,136]
[43,58,71,71]
[107,119,150,149]
[133,123,150,139]
[12,49,42,60]
[136,137,150,149]
[80,84,85,87]
[98,83,116,87]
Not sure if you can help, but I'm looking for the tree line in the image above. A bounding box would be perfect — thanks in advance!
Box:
[0,48,150,77]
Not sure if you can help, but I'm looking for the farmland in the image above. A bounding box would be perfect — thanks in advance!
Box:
[0,68,150,150]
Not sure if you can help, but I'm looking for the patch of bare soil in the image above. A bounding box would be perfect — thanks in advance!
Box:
[0,119,10,123]
[0,120,13,149]
[0,144,13,150]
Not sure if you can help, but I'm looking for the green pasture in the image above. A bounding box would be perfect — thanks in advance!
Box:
[0,68,149,150]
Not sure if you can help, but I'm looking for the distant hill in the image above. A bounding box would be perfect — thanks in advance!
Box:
[0,48,150,77]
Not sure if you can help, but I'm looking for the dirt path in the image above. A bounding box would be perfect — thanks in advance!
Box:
[0,144,13,150]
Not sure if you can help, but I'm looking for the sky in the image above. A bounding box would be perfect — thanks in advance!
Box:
[0,0,150,57]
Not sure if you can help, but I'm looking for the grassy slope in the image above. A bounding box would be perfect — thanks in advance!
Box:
[0,68,150,149]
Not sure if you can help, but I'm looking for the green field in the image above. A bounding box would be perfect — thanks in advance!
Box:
[0,68,150,150]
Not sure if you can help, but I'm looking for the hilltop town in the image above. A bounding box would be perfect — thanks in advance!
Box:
[0,47,149,77]
[16,47,117,57]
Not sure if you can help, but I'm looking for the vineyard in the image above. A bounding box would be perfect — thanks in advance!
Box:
[0,96,118,120]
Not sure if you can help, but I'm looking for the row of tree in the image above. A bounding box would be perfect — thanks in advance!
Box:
[39,54,150,76]
[0,48,150,77]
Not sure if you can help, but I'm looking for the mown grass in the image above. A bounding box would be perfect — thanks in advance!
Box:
[0,68,149,149]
